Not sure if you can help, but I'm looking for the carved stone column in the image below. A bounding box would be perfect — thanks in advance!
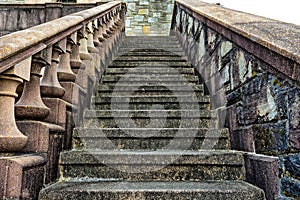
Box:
[87,21,99,54]
[0,57,32,152]
[41,39,66,98]
[15,47,52,120]
[79,26,93,61]
[57,35,77,82]
[0,75,26,151]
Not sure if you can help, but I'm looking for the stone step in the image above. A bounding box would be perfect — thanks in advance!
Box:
[59,150,246,181]
[120,44,181,49]
[104,67,194,75]
[91,95,210,110]
[92,95,210,104]
[73,128,229,150]
[114,56,187,62]
[100,75,198,84]
[117,51,185,57]
[109,61,190,67]
[123,36,179,43]
[83,110,213,129]
[39,180,265,200]
[97,91,204,98]
[118,47,184,54]
[97,84,204,93]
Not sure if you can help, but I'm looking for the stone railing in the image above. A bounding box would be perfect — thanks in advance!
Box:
[171,0,300,199]
[0,1,126,199]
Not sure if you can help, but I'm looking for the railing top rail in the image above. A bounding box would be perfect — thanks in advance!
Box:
[0,1,122,73]
[175,0,300,64]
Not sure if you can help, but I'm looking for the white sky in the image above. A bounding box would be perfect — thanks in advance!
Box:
[201,0,300,25]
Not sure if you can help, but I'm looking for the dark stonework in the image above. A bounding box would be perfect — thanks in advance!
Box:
[0,154,46,199]
[171,1,299,198]
[0,3,102,37]
[244,153,279,200]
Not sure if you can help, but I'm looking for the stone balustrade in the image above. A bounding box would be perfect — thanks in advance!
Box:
[171,0,300,199]
[0,1,126,199]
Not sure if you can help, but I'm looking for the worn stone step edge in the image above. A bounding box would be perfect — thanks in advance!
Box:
[59,150,244,165]
[92,95,210,103]
[84,110,212,119]
[104,68,194,74]
[101,76,198,83]
[109,62,191,67]
[114,57,187,62]
[116,51,186,57]
[39,180,265,200]
[97,84,204,92]
[118,48,184,53]
[73,128,229,138]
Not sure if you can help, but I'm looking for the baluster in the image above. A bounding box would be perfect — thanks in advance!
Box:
[87,21,99,54]
[98,18,106,43]
[70,31,85,74]
[115,6,123,29]
[57,34,77,82]
[79,26,92,61]
[0,58,31,151]
[41,39,66,98]
[15,47,52,121]
[93,19,101,47]
[110,11,117,32]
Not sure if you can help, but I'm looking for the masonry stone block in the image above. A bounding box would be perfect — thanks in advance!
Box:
[127,3,136,11]
[253,121,288,155]
[0,154,46,199]
[244,153,279,200]
[221,41,233,58]
[281,177,300,198]
[231,126,255,152]
[289,130,300,150]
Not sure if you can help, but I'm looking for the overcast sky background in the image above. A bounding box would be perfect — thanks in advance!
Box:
[201,0,299,25]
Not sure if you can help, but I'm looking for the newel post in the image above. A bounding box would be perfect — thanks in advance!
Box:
[0,58,31,151]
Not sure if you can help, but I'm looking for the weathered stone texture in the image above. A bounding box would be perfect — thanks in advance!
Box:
[171,1,300,199]
[124,0,174,36]
[0,3,97,37]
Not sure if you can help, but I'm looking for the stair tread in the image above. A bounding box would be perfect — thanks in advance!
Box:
[74,127,228,137]
[60,150,243,165]
[40,180,264,196]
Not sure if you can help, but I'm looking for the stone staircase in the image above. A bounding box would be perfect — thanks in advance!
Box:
[39,36,265,199]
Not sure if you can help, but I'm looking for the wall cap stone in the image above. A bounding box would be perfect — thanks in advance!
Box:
[176,0,300,64]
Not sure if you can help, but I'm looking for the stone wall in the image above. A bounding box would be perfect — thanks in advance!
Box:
[171,0,300,199]
[125,0,174,36]
[0,3,100,36]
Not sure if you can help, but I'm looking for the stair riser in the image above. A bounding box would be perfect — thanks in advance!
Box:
[109,63,191,68]
[97,92,205,98]
[60,164,244,181]
[84,118,212,129]
[92,103,210,111]
[97,84,204,93]
[39,189,264,200]
[114,57,186,62]
[93,96,209,103]
[118,48,185,54]
[105,68,194,74]
[101,75,198,81]
[117,52,186,57]
[73,137,229,150]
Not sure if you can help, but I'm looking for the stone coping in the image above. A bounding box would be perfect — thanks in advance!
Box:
[0,1,122,72]
[176,0,300,64]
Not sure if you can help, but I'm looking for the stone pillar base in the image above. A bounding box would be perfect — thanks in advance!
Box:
[0,153,46,199]
[17,121,64,184]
